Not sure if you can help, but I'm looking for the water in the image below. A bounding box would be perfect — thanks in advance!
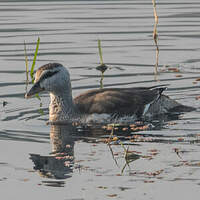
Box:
[1,0,200,199]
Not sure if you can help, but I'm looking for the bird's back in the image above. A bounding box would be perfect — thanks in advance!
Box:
[74,87,163,117]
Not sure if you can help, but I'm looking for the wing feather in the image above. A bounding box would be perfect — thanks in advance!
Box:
[74,87,162,116]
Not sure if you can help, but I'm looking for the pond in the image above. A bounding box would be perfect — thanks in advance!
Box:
[0,0,200,199]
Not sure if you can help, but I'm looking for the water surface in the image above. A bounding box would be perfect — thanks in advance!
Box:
[1,0,200,199]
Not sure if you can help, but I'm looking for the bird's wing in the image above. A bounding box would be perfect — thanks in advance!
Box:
[74,88,162,116]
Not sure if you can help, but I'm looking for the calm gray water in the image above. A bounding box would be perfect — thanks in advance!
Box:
[1,0,200,199]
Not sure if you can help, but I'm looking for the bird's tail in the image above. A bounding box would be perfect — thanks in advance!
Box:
[155,87,167,102]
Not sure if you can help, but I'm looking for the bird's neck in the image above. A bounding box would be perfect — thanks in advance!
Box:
[49,92,78,122]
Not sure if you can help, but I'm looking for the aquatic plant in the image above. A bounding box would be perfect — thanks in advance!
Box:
[106,124,140,174]
[121,145,140,174]
[24,41,29,93]
[152,0,159,78]
[96,39,108,89]
[24,37,43,114]
[30,37,40,83]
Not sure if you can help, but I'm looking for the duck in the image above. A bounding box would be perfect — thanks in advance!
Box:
[25,63,195,123]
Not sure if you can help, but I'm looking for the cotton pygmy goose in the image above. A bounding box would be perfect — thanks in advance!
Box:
[25,63,195,122]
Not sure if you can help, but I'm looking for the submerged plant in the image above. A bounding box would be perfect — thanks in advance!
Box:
[96,39,108,89]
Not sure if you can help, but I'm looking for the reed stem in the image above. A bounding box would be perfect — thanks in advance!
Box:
[98,39,104,65]
[24,41,29,93]
[96,39,108,89]
[152,0,159,78]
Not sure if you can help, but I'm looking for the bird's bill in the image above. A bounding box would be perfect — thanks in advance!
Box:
[25,82,44,99]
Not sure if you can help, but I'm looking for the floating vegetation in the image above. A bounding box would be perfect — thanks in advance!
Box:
[161,64,181,73]
[195,96,200,100]
[96,39,108,89]
[160,64,184,77]
[2,101,8,107]
[107,194,117,198]
[102,122,150,135]
[175,74,183,78]
[174,148,183,159]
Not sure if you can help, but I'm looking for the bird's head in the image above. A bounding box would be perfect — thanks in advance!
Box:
[25,63,71,98]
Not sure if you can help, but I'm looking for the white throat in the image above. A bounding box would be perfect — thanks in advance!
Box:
[49,92,78,122]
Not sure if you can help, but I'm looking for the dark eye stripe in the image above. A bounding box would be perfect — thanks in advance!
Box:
[40,70,59,82]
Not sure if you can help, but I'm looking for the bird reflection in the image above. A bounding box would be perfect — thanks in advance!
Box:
[30,124,77,179]
[29,113,181,180]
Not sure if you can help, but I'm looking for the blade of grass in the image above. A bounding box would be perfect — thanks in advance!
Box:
[24,41,29,82]
[32,37,43,114]
[98,39,104,65]
[107,144,119,168]
[24,40,29,93]
[96,39,108,89]
[30,37,40,83]
[30,37,41,102]
[24,37,43,115]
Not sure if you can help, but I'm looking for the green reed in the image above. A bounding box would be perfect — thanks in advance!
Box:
[30,37,40,83]
[98,39,104,65]
[96,39,108,89]
[24,41,29,93]
[24,37,43,114]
